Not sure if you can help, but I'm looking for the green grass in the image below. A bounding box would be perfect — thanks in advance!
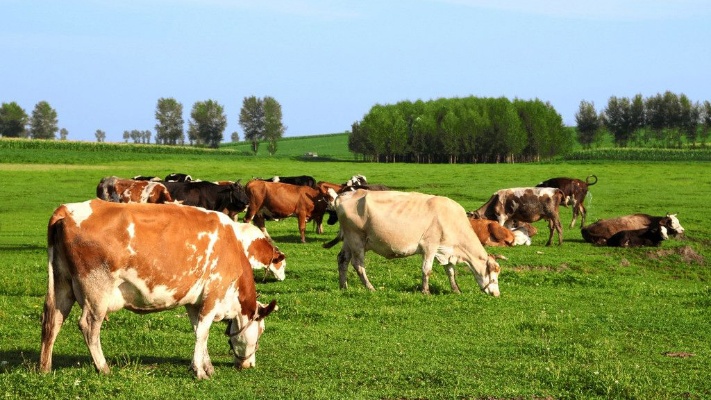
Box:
[0,142,709,399]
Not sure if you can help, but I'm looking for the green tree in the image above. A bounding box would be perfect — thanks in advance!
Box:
[29,101,58,139]
[679,94,700,147]
[576,101,601,149]
[155,98,184,145]
[59,128,68,140]
[0,102,28,137]
[230,131,240,142]
[263,96,286,155]
[95,129,106,142]
[239,96,264,154]
[603,96,634,147]
[189,100,226,148]
[123,130,130,143]
[700,100,711,147]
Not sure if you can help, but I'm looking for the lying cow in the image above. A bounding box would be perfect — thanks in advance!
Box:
[243,179,328,243]
[581,213,685,245]
[471,187,565,246]
[606,226,668,247]
[40,200,278,379]
[536,175,597,228]
[468,218,531,247]
[328,189,501,296]
[165,180,250,218]
[96,176,174,204]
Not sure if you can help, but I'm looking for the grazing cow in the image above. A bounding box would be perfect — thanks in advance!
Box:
[39,200,278,379]
[581,213,685,245]
[235,222,287,281]
[471,187,565,246]
[468,218,531,247]
[329,189,501,296]
[260,175,317,189]
[96,176,174,204]
[165,173,193,182]
[606,226,668,247]
[243,180,328,243]
[165,180,250,218]
[536,175,597,228]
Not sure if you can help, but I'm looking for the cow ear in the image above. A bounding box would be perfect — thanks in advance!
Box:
[273,251,286,264]
[257,300,278,320]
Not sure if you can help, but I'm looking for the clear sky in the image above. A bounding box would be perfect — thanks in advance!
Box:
[2,0,710,142]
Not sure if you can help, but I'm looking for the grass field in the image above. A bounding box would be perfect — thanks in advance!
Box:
[0,141,709,399]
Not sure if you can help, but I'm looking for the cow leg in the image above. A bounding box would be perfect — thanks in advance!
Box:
[337,246,352,289]
[546,217,563,246]
[78,304,110,374]
[253,214,270,240]
[39,274,76,372]
[569,201,579,228]
[443,264,461,294]
[298,214,307,243]
[579,203,587,228]
[350,248,375,291]
[186,305,214,379]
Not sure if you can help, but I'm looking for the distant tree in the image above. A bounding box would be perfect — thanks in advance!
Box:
[123,130,130,143]
[189,100,226,148]
[129,129,142,143]
[59,128,68,140]
[94,129,106,142]
[155,98,184,145]
[239,96,264,154]
[700,100,711,147]
[143,130,152,144]
[603,96,634,147]
[262,96,286,155]
[0,102,28,137]
[629,94,646,144]
[230,131,240,142]
[29,101,58,139]
[679,94,700,147]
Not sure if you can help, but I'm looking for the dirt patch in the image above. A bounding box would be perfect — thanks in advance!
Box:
[647,246,705,265]
[663,351,695,358]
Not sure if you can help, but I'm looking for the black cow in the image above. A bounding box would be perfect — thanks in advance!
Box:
[165,173,193,182]
[260,175,316,189]
[606,226,668,247]
[165,181,249,218]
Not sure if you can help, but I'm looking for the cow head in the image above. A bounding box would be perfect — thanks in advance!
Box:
[229,182,251,211]
[662,213,685,237]
[226,300,277,369]
[265,246,287,281]
[480,255,501,297]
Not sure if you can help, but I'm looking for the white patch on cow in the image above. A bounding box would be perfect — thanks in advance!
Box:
[434,246,458,265]
[126,222,137,256]
[667,214,684,234]
[196,229,220,272]
[64,200,94,227]
[660,226,668,240]
[106,268,181,312]
[512,229,531,246]
[140,182,157,202]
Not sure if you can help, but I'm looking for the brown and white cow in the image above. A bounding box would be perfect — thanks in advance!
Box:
[243,179,328,243]
[96,176,174,204]
[468,218,531,247]
[581,213,685,245]
[329,189,501,296]
[39,200,278,379]
[471,187,565,246]
[235,222,287,281]
[536,175,597,228]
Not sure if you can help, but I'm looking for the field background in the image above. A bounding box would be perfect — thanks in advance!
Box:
[0,138,709,399]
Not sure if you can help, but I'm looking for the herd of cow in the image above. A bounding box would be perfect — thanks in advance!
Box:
[38,172,685,379]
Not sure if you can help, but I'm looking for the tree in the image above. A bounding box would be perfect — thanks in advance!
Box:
[239,96,265,154]
[603,96,633,147]
[59,128,68,140]
[230,131,240,142]
[700,100,711,147]
[95,129,106,142]
[29,101,58,139]
[262,96,286,155]
[123,130,130,143]
[155,98,184,145]
[0,102,28,137]
[679,94,700,147]
[188,100,226,148]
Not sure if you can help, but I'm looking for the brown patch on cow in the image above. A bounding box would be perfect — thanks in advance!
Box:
[647,246,705,265]
[663,351,695,358]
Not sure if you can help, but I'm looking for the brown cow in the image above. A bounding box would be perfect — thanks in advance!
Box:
[243,180,328,243]
[468,218,531,247]
[581,213,685,245]
[40,200,278,379]
[96,176,174,204]
[536,175,597,228]
[471,187,565,246]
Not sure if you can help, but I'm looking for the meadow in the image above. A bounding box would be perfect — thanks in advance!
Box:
[0,140,709,399]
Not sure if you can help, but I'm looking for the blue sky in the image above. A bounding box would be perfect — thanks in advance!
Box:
[2,0,710,142]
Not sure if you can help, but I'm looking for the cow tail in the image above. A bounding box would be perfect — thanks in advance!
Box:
[586,175,598,186]
[41,209,67,371]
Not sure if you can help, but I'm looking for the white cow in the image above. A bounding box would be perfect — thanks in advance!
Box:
[328,189,501,296]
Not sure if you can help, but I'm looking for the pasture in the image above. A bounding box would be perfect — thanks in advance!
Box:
[0,145,709,399]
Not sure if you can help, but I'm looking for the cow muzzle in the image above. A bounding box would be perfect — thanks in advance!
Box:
[482,280,500,297]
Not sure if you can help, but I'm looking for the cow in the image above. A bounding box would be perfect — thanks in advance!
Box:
[536,175,597,228]
[235,222,287,281]
[243,180,328,243]
[259,175,317,189]
[132,175,161,181]
[317,181,392,226]
[328,189,501,296]
[165,180,250,218]
[471,187,565,246]
[468,218,531,247]
[581,213,685,245]
[165,173,193,182]
[606,226,668,247]
[39,200,278,379]
[96,176,174,204]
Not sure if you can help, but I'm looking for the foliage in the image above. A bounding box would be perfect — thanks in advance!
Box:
[575,100,602,148]
[94,129,106,143]
[0,101,28,138]
[263,96,286,155]
[59,128,69,141]
[350,96,569,163]
[239,96,265,154]
[0,147,709,399]
[154,98,184,145]
[188,100,226,148]
[29,101,59,140]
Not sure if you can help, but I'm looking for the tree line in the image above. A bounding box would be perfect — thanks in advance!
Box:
[0,97,285,152]
[576,91,711,149]
[348,96,574,163]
